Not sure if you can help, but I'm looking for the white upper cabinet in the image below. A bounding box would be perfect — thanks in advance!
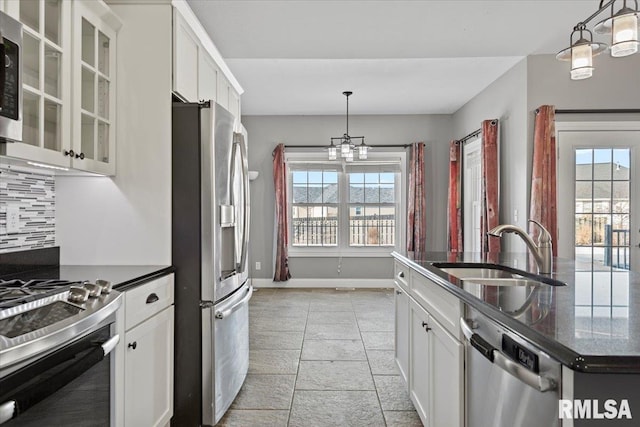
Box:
[4,0,120,175]
[198,51,218,103]
[172,6,242,120]
[3,0,71,168]
[173,8,199,102]
[71,0,120,175]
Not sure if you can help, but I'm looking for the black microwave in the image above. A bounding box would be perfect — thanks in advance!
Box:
[0,11,22,143]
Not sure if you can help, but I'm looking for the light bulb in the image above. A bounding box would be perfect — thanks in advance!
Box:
[612,14,639,57]
[358,145,368,160]
[571,43,594,80]
[328,146,337,160]
[344,149,354,162]
[341,141,351,156]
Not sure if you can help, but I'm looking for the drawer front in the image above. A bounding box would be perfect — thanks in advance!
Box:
[125,274,175,331]
[394,261,411,292]
[410,271,461,338]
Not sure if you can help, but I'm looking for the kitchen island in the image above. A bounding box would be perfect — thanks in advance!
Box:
[392,251,640,427]
[393,251,640,372]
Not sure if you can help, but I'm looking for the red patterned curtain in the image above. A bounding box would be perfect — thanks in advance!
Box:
[481,120,500,253]
[529,106,558,256]
[447,140,463,252]
[407,142,426,253]
[272,143,291,281]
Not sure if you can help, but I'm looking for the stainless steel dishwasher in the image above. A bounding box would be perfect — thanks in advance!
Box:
[461,309,561,427]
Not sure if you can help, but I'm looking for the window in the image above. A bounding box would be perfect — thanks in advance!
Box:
[291,169,339,246]
[287,152,405,255]
[348,171,396,247]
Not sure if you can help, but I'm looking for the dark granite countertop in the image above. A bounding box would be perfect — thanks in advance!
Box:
[0,245,173,290]
[1,263,174,292]
[392,251,640,373]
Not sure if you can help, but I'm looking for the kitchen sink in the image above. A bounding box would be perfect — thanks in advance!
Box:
[461,278,542,287]
[431,262,566,287]
[437,267,521,279]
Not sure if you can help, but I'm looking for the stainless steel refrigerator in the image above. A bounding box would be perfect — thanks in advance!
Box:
[172,101,251,427]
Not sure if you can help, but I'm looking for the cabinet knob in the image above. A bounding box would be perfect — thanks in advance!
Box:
[395,290,402,295]
[75,152,85,160]
[128,342,137,350]
[64,149,75,157]
[421,321,432,332]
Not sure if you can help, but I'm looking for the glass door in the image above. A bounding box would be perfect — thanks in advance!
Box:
[557,124,638,338]
[558,127,639,271]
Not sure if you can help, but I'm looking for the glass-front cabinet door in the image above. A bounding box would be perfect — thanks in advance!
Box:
[71,1,120,175]
[3,0,72,168]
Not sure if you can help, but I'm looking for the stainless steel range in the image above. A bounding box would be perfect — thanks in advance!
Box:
[0,278,122,426]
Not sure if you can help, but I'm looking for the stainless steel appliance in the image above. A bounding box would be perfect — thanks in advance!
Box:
[0,11,22,142]
[0,278,122,425]
[172,101,251,426]
[461,309,561,427]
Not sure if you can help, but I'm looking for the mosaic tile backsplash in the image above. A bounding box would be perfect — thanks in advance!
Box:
[0,166,56,253]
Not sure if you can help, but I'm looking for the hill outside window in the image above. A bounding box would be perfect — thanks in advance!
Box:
[287,152,405,256]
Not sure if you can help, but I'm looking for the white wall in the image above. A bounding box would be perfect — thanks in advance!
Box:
[243,114,452,279]
[452,58,529,252]
[527,53,640,111]
[56,3,173,265]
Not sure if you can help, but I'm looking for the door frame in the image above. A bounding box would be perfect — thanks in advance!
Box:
[556,120,640,263]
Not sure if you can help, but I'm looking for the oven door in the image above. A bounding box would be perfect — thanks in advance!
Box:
[0,325,119,426]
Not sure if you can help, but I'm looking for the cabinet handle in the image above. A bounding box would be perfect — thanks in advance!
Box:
[146,293,159,304]
[75,152,85,160]
[395,290,402,295]
[63,149,75,157]
[398,271,405,278]
[421,321,432,332]
[128,342,137,350]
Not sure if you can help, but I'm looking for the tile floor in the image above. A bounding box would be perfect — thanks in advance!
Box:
[216,288,423,427]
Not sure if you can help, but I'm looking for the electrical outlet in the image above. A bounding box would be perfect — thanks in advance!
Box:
[255,261,261,271]
[514,208,518,223]
[7,206,19,234]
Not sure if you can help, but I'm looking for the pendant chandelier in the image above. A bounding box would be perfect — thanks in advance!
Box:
[557,0,639,80]
[328,91,369,161]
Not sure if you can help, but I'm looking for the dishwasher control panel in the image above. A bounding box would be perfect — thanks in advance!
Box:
[502,334,539,373]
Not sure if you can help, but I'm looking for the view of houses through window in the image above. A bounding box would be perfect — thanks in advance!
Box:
[574,148,630,270]
[290,163,399,250]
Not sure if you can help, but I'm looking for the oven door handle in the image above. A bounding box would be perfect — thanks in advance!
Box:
[0,334,120,425]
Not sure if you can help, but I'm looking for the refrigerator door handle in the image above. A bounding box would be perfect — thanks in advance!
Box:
[236,134,250,273]
[215,285,253,319]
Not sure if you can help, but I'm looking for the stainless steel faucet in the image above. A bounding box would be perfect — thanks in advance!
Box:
[488,219,553,274]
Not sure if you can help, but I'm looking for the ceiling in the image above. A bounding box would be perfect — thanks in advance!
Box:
[187,0,598,115]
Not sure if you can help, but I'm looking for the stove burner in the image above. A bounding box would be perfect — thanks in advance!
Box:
[0,279,84,309]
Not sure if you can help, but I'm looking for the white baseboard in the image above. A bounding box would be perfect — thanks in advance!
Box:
[251,277,394,289]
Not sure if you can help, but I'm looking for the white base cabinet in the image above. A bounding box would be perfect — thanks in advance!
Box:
[395,287,410,384]
[409,299,431,422]
[395,261,464,427]
[123,274,175,427]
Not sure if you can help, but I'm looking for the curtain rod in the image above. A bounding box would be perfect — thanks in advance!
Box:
[554,109,640,114]
[456,128,481,145]
[283,144,411,149]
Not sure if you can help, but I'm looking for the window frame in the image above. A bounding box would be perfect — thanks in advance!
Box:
[286,151,406,257]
